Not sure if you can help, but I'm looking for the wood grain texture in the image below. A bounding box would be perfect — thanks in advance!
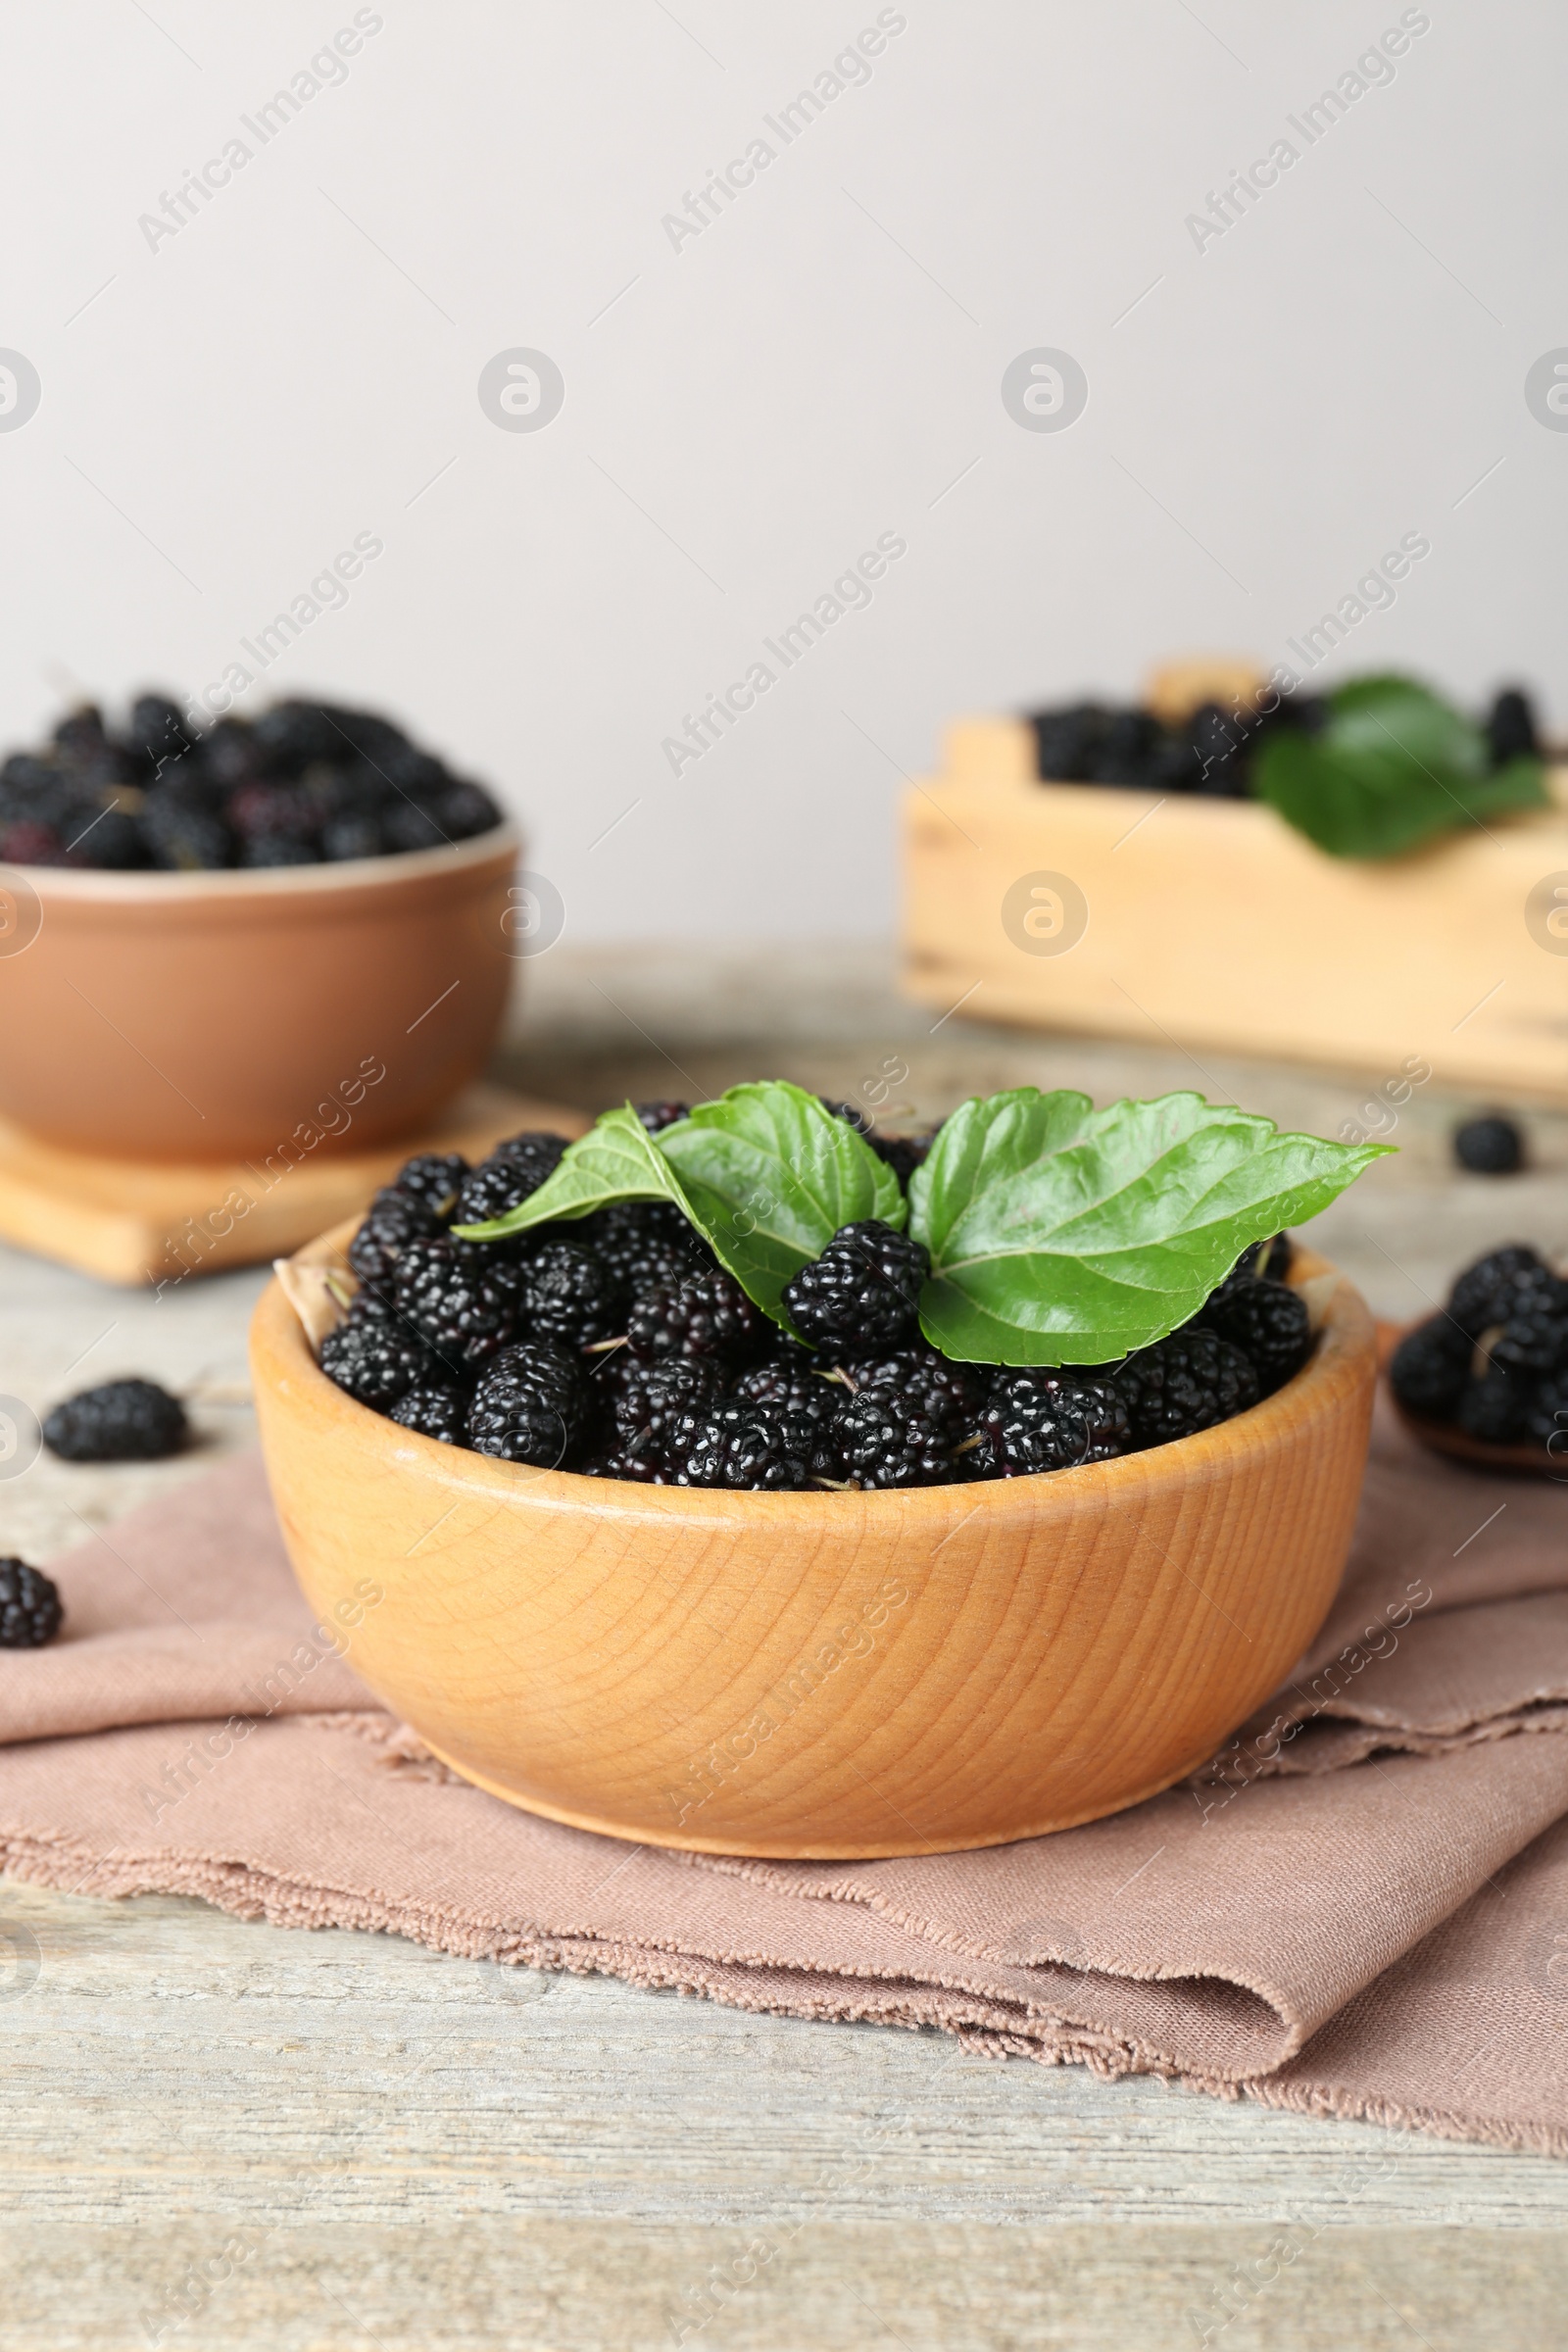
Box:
[901,726,1568,1100]
[251,1230,1375,1859]
[2,1882,1566,2351]
[0,1085,588,1287]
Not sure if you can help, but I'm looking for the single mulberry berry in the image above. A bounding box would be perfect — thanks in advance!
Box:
[348,1184,450,1286]
[0,1558,63,1647]
[626,1271,763,1364]
[1453,1115,1524,1176]
[671,1400,817,1491]
[868,1130,936,1188]
[519,1240,624,1349]
[454,1132,568,1228]
[389,1152,469,1221]
[124,694,195,772]
[1485,686,1539,766]
[42,1378,187,1462]
[611,1356,724,1459]
[1200,1279,1312,1395]
[1113,1333,1259,1448]
[730,1351,842,1431]
[588,1200,715,1298]
[319,1320,439,1410]
[467,1343,589,1467]
[393,1236,525,1365]
[781,1221,929,1359]
[1388,1317,1471,1421]
[635,1101,690,1134]
[849,1346,985,1422]
[1448,1246,1561,1340]
[389,1385,470,1446]
[1030,702,1106,781]
[816,1392,972,1489]
[981,1372,1130,1476]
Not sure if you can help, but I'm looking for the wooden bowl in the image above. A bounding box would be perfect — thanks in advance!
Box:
[0,825,518,1161]
[251,1231,1377,1859]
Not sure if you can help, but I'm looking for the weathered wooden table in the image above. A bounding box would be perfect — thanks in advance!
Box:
[4,948,1566,2350]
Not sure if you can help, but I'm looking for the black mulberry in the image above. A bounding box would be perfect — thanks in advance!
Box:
[1388,1317,1471,1421]
[1113,1333,1259,1447]
[1453,1115,1524,1176]
[730,1351,843,1431]
[519,1240,624,1349]
[981,1372,1130,1476]
[1522,1372,1568,1451]
[816,1392,972,1489]
[467,1344,589,1467]
[0,1559,63,1647]
[588,1200,715,1298]
[868,1130,936,1188]
[671,1400,818,1491]
[389,1152,469,1221]
[611,1356,725,1460]
[389,1385,470,1446]
[348,1184,451,1287]
[1449,1246,1562,1340]
[42,1378,187,1463]
[454,1133,568,1228]
[1200,1279,1312,1395]
[626,1271,763,1365]
[393,1237,525,1365]
[849,1346,985,1422]
[319,1320,439,1410]
[1485,686,1539,766]
[781,1221,929,1359]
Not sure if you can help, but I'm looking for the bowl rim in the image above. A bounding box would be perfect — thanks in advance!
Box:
[257,1226,1376,1528]
[3,817,520,903]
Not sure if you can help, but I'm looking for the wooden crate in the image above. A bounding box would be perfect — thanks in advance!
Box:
[901,718,1568,1102]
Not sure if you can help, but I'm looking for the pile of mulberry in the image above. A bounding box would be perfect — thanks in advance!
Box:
[1390,1243,1568,1453]
[319,1135,1316,1489]
[0,693,503,871]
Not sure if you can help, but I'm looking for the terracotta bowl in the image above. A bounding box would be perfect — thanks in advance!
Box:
[251,1230,1377,1860]
[0,825,519,1160]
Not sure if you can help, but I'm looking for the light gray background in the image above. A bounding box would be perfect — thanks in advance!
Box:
[0,0,1558,940]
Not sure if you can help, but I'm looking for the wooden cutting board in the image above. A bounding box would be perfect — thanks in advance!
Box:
[0,1083,589,1288]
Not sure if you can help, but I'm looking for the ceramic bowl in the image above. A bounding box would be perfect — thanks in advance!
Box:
[0,824,518,1160]
[251,1229,1377,1860]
